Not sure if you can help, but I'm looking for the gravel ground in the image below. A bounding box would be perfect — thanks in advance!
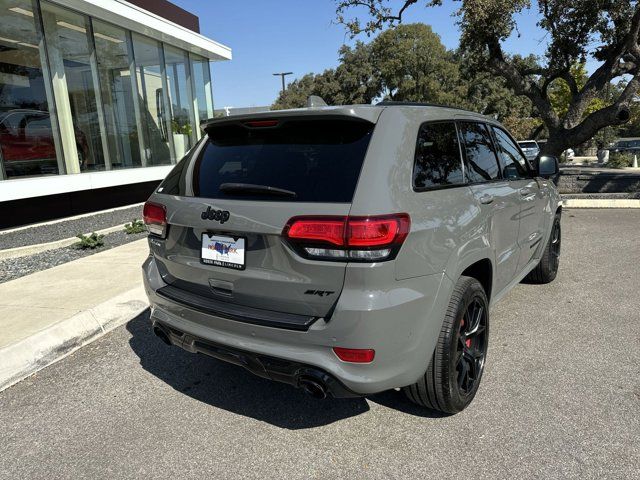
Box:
[0,209,638,479]
[0,229,147,284]
[0,204,144,250]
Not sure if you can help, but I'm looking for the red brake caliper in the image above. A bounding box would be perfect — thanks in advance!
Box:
[461,318,471,347]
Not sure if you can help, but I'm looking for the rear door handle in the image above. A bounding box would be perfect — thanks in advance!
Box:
[479,194,494,205]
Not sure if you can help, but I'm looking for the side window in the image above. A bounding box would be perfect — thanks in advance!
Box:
[457,122,501,183]
[413,122,464,190]
[492,127,529,180]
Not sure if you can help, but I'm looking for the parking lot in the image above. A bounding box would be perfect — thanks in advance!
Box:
[1,209,638,479]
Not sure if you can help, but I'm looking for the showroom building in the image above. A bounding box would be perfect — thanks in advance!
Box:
[0,0,231,227]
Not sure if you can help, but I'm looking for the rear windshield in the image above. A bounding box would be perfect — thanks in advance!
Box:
[518,141,538,149]
[185,119,374,202]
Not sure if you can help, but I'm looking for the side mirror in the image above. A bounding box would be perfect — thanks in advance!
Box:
[537,155,559,178]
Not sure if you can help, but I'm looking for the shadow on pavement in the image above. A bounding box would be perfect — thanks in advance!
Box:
[126,311,445,428]
[126,311,370,429]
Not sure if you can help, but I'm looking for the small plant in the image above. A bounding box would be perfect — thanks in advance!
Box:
[124,218,146,235]
[75,232,105,250]
[606,152,634,169]
[171,119,192,136]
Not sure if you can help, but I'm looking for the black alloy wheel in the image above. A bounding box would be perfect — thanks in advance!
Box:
[549,217,561,273]
[455,297,488,395]
[404,276,490,414]
[524,212,561,284]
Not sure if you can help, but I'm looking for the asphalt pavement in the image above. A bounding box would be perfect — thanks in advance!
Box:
[1,209,638,479]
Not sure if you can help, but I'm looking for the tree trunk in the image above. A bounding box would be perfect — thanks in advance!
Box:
[540,134,567,157]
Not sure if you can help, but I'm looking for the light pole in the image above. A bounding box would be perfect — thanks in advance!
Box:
[273,72,293,95]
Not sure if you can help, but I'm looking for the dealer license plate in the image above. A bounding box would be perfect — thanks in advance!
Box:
[201,234,246,270]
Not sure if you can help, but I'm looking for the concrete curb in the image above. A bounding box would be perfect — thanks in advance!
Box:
[0,223,128,261]
[562,198,640,208]
[0,285,148,392]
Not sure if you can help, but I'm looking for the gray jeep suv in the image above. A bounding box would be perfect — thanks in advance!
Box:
[142,102,562,414]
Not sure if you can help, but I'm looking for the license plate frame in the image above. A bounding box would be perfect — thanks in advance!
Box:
[201,233,246,271]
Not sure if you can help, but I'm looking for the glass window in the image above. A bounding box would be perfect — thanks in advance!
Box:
[131,33,171,166]
[163,45,195,159]
[41,1,105,172]
[0,0,61,179]
[175,119,374,202]
[492,127,529,180]
[92,20,141,169]
[413,122,464,190]
[458,122,500,182]
[190,53,213,135]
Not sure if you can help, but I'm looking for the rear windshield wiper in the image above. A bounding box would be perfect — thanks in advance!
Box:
[219,183,297,198]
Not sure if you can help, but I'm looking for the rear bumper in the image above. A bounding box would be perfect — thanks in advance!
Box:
[143,254,452,395]
[156,284,317,331]
[152,319,359,398]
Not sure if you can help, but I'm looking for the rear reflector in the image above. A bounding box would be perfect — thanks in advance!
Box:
[283,214,410,262]
[333,347,375,363]
[143,202,167,238]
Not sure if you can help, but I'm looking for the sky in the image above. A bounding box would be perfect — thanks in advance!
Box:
[172,0,549,109]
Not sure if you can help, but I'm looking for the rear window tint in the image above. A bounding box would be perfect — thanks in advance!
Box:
[413,122,464,190]
[458,122,501,182]
[190,119,374,202]
[518,141,538,149]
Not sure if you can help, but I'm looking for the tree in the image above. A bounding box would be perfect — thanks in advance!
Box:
[335,0,640,156]
[273,21,539,137]
[272,70,340,110]
[272,42,378,109]
[273,22,532,125]
[548,62,608,119]
[370,23,465,104]
[334,42,381,104]
[457,52,536,121]
[501,115,544,140]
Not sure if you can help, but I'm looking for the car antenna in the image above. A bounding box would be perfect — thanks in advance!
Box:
[307,95,328,108]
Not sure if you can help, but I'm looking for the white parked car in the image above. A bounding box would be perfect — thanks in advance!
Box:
[564,148,575,161]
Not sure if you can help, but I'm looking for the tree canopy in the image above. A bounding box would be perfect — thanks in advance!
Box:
[274,23,534,129]
[272,42,378,110]
[334,0,640,155]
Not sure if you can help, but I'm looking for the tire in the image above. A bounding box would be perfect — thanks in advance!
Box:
[403,276,489,414]
[524,213,561,284]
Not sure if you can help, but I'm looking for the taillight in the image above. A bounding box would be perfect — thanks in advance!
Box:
[282,213,410,262]
[143,202,167,238]
[347,215,410,247]
[285,217,346,246]
[333,347,375,363]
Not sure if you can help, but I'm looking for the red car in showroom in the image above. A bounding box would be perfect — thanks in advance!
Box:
[0,109,89,177]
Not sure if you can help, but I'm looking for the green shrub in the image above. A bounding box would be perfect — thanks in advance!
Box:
[124,218,146,235]
[606,152,634,169]
[75,232,105,249]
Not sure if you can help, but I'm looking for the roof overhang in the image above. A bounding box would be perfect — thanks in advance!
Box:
[47,0,232,61]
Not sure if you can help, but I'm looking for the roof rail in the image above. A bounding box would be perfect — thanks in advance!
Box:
[376,101,473,112]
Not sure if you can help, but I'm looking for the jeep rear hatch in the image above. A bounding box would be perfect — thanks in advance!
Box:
[149,115,377,320]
